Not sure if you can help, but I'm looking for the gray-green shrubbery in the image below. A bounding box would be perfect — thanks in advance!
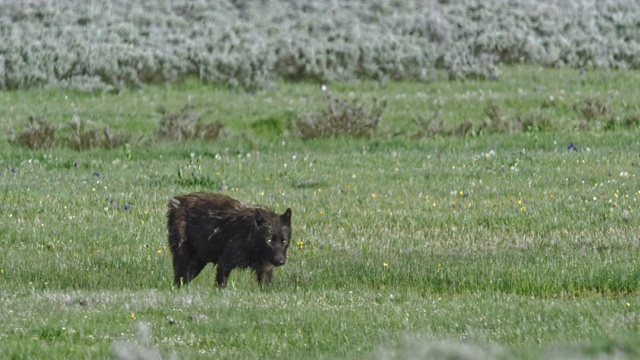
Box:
[155,104,224,141]
[8,106,225,150]
[1,0,639,90]
[7,116,57,149]
[8,115,132,150]
[295,92,386,139]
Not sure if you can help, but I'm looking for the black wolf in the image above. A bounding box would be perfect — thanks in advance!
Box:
[167,192,292,288]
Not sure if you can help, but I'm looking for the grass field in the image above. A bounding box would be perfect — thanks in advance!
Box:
[2,66,640,359]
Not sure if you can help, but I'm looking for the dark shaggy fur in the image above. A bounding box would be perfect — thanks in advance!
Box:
[167,192,292,288]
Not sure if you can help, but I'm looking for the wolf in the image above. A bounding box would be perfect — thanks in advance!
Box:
[167,192,292,288]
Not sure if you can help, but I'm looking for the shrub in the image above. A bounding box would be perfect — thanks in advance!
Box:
[8,116,58,149]
[412,110,449,138]
[478,102,510,134]
[515,110,553,132]
[294,91,386,139]
[68,116,130,150]
[412,102,555,139]
[574,99,610,121]
[4,1,640,90]
[154,104,224,141]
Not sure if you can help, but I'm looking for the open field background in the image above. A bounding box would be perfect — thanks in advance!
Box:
[2,66,640,359]
[2,1,640,359]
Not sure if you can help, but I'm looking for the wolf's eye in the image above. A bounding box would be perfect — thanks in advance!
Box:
[266,238,272,244]
[283,240,288,245]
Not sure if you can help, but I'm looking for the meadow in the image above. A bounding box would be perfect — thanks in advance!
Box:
[1,65,640,359]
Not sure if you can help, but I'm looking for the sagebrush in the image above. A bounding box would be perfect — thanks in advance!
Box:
[8,116,58,149]
[295,92,386,139]
[155,104,224,141]
[69,116,131,150]
[2,0,640,90]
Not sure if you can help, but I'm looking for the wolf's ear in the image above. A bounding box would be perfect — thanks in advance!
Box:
[254,211,266,227]
[281,208,292,226]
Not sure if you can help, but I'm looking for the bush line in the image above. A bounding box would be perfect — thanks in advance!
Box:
[2,1,640,91]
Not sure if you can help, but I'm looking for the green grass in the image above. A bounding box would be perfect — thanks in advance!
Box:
[2,66,640,359]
